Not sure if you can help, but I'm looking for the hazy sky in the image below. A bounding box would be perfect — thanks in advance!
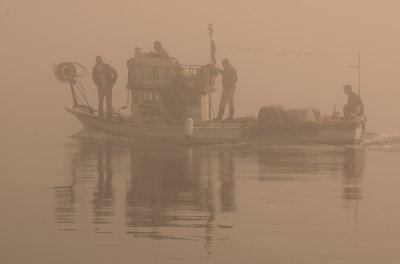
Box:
[2,0,400,135]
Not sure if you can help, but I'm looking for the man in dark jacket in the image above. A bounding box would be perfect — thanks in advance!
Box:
[92,56,118,118]
[343,84,364,120]
[215,59,238,122]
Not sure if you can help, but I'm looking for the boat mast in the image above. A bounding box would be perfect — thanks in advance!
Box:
[209,23,216,65]
[349,51,361,96]
[208,24,216,125]
[358,51,361,97]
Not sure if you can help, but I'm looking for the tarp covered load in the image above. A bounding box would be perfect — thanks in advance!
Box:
[257,105,317,126]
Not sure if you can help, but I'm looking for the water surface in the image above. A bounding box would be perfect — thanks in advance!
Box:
[1,133,400,263]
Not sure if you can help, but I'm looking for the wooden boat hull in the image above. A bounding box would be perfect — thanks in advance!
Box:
[66,106,364,145]
[65,106,245,144]
[250,121,364,145]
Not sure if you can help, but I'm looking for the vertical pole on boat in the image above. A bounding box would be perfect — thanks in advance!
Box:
[69,81,78,107]
[209,23,216,65]
[358,51,361,97]
[208,23,216,127]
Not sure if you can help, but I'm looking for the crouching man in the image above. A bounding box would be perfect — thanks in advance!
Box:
[343,84,364,120]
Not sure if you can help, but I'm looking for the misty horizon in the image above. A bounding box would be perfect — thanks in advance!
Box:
[2,0,400,135]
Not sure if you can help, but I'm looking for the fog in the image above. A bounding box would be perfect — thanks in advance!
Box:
[2,0,400,139]
[3,2,400,262]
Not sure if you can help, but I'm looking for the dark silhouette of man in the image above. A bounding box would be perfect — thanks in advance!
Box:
[92,56,118,118]
[343,84,364,120]
[153,41,170,61]
[215,59,238,122]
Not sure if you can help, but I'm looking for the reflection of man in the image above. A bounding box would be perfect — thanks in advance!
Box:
[342,148,365,206]
[92,143,114,226]
[215,59,238,122]
[92,56,118,118]
[218,150,236,212]
[343,84,364,120]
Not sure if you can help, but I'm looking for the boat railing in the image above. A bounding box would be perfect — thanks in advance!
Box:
[130,63,215,91]
[181,64,202,74]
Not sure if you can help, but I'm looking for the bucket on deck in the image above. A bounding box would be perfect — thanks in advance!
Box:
[184,118,194,139]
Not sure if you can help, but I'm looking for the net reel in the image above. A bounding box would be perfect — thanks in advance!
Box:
[53,62,92,111]
[53,62,86,83]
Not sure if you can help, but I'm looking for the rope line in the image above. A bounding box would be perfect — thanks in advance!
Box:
[216,43,358,56]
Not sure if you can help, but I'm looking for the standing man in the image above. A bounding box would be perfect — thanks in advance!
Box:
[92,56,118,118]
[215,59,238,122]
[343,84,364,120]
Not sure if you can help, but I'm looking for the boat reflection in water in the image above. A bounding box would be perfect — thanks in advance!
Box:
[53,139,236,245]
[53,141,120,231]
[341,147,365,208]
[255,144,365,208]
[54,139,366,251]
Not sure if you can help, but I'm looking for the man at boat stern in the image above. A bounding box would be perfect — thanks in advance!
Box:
[214,59,238,122]
[343,84,364,120]
[92,56,118,118]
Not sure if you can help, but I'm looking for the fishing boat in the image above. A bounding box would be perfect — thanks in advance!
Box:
[54,27,366,145]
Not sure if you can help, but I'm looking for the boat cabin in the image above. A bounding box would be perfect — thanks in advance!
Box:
[127,52,215,125]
